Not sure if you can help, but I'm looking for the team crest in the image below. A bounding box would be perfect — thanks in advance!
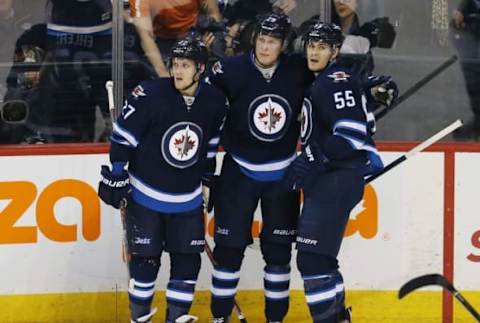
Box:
[249,94,291,142]
[131,85,146,99]
[161,122,203,168]
[300,98,313,144]
[328,71,350,82]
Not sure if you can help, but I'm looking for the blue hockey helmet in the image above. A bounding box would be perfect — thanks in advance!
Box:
[302,22,344,50]
[254,12,292,42]
[170,37,209,66]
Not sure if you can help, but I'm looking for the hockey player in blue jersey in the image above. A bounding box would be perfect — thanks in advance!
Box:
[98,37,228,323]
[283,22,385,322]
[207,12,314,323]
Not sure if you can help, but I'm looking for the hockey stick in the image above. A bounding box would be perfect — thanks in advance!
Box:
[204,240,248,323]
[253,120,462,251]
[365,119,463,183]
[106,81,131,263]
[375,55,458,121]
[399,273,480,322]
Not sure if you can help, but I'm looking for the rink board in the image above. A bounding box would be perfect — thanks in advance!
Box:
[0,143,479,322]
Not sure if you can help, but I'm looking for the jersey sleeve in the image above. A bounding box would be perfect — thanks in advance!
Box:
[311,77,369,160]
[204,98,228,176]
[109,83,153,163]
[207,59,230,95]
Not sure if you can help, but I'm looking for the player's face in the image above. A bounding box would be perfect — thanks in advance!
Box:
[334,0,358,19]
[171,57,201,92]
[255,34,283,67]
[306,41,338,72]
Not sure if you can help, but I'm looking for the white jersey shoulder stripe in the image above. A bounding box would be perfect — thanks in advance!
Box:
[113,123,139,147]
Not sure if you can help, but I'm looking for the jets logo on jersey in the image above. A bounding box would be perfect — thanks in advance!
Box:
[248,94,291,142]
[212,61,224,75]
[328,71,351,82]
[131,85,146,99]
[300,98,313,144]
[161,122,203,169]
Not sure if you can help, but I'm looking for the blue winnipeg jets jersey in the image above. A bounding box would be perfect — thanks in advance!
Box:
[301,63,378,166]
[209,52,313,181]
[110,78,228,213]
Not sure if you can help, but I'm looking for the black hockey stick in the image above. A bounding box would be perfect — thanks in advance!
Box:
[366,119,463,183]
[374,55,458,121]
[205,241,248,323]
[106,81,131,263]
[399,274,480,322]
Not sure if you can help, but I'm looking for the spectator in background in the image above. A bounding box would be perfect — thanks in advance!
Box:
[0,0,36,96]
[42,0,112,143]
[332,0,395,78]
[0,0,40,144]
[122,1,152,93]
[294,0,395,80]
[221,0,297,56]
[4,0,113,143]
[451,0,480,140]
[129,0,222,77]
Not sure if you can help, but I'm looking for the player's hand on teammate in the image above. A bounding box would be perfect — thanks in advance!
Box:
[98,163,129,209]
[365,75,399,108]
[283,143,326,190]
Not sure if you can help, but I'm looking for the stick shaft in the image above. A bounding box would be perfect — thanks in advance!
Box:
[366,156,405,183]
[454,291,480,321]
[120,199,130,263]
[105,80,116,120]
[406,119,462,158]
[366,119,463,183]
[375,55,458,120]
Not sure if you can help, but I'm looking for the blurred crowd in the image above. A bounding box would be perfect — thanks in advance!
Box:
[2,0,476,145]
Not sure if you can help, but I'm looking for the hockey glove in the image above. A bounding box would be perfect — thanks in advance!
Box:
[283,143,326,190]
[364,151,384,177]
[364,75,399,108]
[359,17,396,49]
[202,174,218,213]
[98,162,129,209]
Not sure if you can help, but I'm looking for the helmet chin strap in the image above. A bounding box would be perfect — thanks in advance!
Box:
[179,78,197,93]
[254,55,272,69]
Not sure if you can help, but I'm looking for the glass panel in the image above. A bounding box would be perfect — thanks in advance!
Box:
[338,0,477,141]
[0,0,113,144]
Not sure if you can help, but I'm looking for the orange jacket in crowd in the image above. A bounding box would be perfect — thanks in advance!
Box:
[129,0,202,39]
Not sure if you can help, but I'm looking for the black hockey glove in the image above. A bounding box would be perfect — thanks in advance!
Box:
[364,75,399,108]
[283,143,327,191]
[359,17,396,48]
[98,163,129,209]
[202,174,218,213]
